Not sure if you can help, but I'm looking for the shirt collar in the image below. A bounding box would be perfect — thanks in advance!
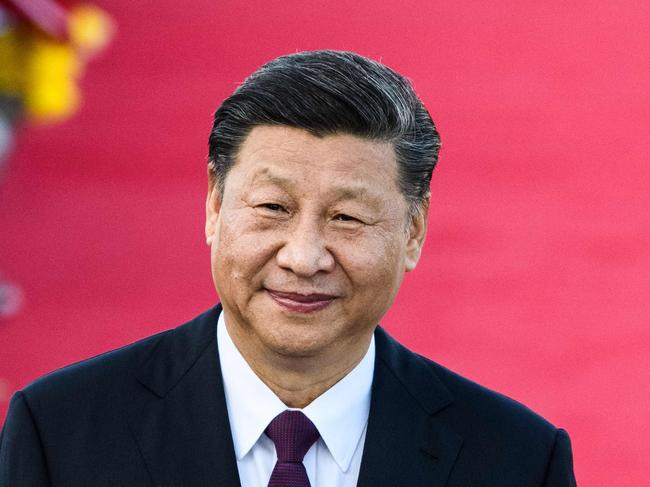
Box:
[217,311,375,473]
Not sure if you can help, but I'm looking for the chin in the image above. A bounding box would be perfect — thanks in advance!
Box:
[262,338,324,359]
[260,324,335,358]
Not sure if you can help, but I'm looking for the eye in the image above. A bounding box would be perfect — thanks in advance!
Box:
[333,213,358,222]
[260,203,286,212]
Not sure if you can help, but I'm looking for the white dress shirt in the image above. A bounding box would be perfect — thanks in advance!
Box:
[217,312,375,487]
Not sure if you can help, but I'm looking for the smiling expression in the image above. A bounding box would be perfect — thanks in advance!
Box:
[206,125,427,364]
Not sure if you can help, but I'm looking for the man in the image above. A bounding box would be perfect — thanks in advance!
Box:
[0,50,576,486]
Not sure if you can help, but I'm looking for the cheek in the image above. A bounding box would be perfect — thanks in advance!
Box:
[336,234,406,291]
[212,215,280,280]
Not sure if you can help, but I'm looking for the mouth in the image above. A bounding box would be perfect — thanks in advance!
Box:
[265,289,337,313]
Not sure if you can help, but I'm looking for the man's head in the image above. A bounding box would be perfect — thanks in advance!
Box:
[208,50,440,218]
[205,51,440,374]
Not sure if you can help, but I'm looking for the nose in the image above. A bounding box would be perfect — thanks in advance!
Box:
[276,220,335,277]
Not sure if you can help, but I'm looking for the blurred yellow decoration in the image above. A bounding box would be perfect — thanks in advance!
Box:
[69,4,115,57]
[0,3,114,123]
[24,37,81,122]
[0,27,25,96]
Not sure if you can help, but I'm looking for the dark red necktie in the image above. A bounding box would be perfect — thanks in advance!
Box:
[265,410,320,487]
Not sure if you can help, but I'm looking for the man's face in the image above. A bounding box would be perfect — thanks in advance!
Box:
[206,125,427,363]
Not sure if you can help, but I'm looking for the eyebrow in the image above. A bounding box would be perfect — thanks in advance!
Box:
[250,169,381,203]
[250,170,293,188]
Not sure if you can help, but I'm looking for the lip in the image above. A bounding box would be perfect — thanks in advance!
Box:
[265,289,336,313]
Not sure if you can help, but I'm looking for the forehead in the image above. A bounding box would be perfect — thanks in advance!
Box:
[230,125,400,194]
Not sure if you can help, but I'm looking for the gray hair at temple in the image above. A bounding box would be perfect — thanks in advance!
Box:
[207,50,441,217]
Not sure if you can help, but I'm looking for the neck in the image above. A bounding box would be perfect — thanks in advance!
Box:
[256,360,361,408]
[225,320,372,409]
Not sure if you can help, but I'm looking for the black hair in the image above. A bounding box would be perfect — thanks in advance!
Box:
[208,50,441,215]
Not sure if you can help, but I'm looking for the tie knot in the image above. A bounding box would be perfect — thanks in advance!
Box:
[265,410,320,463]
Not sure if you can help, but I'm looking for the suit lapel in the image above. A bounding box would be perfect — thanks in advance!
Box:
[127,305,241,487]
[356,328,463,487]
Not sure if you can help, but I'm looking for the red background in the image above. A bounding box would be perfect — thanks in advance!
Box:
[1,1,649,484]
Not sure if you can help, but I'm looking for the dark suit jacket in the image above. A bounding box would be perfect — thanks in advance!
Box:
[1,305,576,486]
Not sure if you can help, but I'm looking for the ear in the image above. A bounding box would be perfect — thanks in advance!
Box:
[404,201,428,272]
[205,173,221,246]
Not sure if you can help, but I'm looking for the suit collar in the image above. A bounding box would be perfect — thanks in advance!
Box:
[356,327,463,487]
[128,305,241,487]
[135,306,221,398]
[373,326,454,415]
[134,308,455,415]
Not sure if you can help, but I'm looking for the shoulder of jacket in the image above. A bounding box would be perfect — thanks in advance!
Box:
[419,353,558,435]
[19,306,220,408]
[21,327,170,404]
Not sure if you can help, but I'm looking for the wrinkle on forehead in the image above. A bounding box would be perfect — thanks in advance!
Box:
[227,126,409,218]
[239,126,397,176]
[250,166,373,196]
